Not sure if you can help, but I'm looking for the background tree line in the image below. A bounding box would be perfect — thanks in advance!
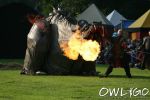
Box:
[35,0,150,20]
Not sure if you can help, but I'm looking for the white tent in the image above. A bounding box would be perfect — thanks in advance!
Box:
[76,4,112,25]
[107,10,127,26]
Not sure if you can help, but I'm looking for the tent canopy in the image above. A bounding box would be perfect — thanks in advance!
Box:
[76,4,112,25]
[107,10,127,26]
[129,9,150,28]
[116,20,134,30]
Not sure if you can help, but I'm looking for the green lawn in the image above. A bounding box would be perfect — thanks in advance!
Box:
[0,60,150,100]
[0,59,23,64]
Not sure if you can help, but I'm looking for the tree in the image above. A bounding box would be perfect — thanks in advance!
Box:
[61,0,91,16]
[34,0,62,16]
[35,0,150,22]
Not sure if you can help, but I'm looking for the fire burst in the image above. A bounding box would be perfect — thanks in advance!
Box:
[60,30,101,61]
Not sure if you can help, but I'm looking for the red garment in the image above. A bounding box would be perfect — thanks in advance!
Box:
[111,37,128,67]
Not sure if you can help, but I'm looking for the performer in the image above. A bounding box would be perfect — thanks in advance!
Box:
[139,31,150,70]
[104,29,132,78]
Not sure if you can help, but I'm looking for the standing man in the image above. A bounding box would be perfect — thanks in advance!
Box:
[104,29,132,78]
[139,31,150,70]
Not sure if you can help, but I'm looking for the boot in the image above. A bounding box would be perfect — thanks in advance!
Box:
[104,66,113,77]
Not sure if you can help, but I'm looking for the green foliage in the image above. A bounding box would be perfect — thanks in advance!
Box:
[35,0,150,19]
[35,0,53,16]
[0,65,150,99]
[60,0,91,16]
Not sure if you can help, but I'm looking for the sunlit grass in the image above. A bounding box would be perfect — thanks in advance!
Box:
[0,60,149,100]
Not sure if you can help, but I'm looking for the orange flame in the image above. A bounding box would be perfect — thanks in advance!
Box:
[60,30,101,61]
[80,40,100,61]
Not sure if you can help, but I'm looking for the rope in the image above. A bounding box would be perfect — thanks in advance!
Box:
[136,50,150,54]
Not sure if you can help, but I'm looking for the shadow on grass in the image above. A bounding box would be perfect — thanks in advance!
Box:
[0,63,22,70]
[106,75,150,79]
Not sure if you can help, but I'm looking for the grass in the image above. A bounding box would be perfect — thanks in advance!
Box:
[0,59,23,64]
[0,59,150,100]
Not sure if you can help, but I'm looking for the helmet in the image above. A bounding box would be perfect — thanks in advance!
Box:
[78,20,89,32]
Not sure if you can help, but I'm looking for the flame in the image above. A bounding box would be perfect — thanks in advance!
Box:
[60,30,101,61]
[80,40,100,61]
